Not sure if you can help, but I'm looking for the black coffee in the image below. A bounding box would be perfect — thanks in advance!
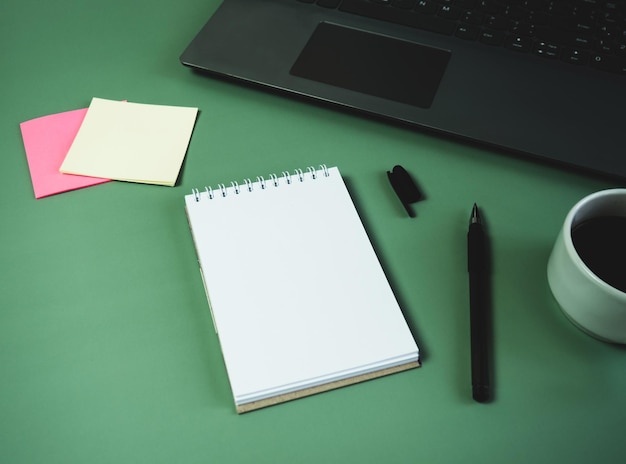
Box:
[571,216,626,293]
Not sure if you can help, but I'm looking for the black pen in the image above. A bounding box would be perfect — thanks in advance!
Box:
[467,203,491,403]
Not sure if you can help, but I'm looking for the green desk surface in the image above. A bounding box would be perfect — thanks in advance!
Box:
[3,1,625,462]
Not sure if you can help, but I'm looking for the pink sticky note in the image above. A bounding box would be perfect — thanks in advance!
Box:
[20,108,111,199]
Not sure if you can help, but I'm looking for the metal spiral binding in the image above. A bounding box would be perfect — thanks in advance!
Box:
[190,165,329,201]
[218,183,227,197]
[269,173,279,187]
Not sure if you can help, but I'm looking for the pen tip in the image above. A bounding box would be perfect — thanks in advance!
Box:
[471,203,480,223]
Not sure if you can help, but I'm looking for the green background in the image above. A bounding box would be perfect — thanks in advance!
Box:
[2,1,625,462]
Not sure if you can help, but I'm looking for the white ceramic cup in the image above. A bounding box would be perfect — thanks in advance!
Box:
[547,189,626,343]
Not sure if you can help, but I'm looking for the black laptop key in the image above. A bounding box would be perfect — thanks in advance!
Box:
[485,14,513,31]
[438,5,463,21]
[338,0,457,35]
[561,47,589,64]
[505,35,533,53]
[456,23,481,40]
[535,41,561,60]
[479,29,504,46]
[462,10,486,25]
[414,0,438,15]
[511,22,535,37]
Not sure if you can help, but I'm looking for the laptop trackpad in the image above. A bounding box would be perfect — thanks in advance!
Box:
[290,22,450,109]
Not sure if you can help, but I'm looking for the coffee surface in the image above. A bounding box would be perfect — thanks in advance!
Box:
[571,216,626,293]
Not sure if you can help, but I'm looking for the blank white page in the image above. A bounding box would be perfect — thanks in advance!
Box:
[185,166,419,410]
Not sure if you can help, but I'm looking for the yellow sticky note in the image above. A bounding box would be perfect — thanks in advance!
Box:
[60,98,198,186]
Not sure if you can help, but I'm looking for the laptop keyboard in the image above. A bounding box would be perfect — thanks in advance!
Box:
[298,0,626,75]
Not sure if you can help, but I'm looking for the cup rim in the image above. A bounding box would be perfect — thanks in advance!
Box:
[562,188,626,299]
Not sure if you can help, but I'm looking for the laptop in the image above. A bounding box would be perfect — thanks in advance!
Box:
[180,0,626,179]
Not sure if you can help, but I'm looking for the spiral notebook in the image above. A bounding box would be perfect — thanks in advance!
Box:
[184,166,420,413]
